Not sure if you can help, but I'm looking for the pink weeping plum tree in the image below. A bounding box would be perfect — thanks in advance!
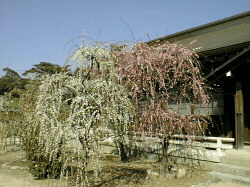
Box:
[115,42,210,143]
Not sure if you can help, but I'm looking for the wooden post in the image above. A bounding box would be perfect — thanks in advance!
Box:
[235,82,244,149]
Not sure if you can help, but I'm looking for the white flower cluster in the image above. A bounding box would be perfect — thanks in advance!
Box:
[70,44,112,68]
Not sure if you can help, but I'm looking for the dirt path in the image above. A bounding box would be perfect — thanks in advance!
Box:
[0,150,248,187]
[204,181,249,187]
[0,173,59,187]
[0,150,64,187]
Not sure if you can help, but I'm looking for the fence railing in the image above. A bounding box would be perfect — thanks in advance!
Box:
[170,134,234,156]
[0,136,22,151]
[131,133,234,157]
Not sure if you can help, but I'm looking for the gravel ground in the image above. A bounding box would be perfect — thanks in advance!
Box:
[0,150,248,187]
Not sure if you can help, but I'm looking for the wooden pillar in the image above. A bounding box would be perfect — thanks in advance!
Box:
[235,82,244,149]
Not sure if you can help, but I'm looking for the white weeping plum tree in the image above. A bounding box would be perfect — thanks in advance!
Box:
[21,42,135,185]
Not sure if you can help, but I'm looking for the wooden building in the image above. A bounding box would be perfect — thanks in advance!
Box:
[148,11,250,148]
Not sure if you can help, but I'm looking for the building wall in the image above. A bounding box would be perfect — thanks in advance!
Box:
[168,91,224,116]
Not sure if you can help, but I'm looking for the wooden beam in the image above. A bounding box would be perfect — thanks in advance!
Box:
[206,46,250,82]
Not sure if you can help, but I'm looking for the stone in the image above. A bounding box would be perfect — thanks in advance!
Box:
[176,168,186,179]
[10,166,21,170]
[165,173,175,179]
[147,169,159,177]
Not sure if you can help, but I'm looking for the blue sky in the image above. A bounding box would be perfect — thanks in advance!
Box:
[0,0,250,77]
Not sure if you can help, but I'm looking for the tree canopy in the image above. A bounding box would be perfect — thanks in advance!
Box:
[0,68,23,95]
[2,68,21,79]
[22,62,68,77]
